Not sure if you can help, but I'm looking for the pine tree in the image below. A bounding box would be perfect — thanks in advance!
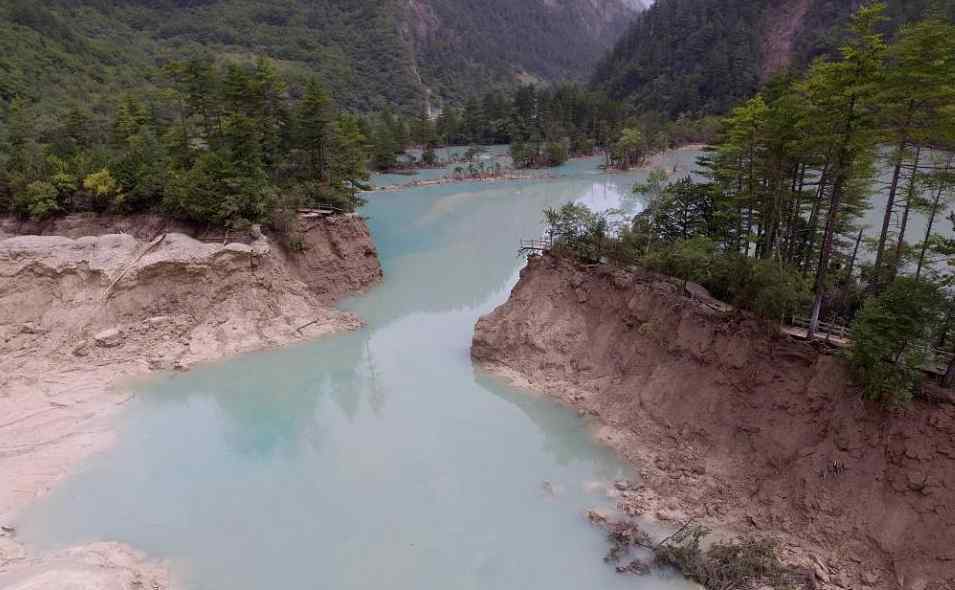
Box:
[801,4,886,338]
[871,14,955,287]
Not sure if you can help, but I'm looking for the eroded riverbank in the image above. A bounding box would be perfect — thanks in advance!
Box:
[472,252,955,589]
[7,153,707,590]
[0,213,381,588]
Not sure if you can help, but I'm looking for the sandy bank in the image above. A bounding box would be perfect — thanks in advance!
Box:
[0,213,382,588]
[472,252,955,590]
[372,170,559,192]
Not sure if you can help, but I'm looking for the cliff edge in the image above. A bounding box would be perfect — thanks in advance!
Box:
[472,253,955,590]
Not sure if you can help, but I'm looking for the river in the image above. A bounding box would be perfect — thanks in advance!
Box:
[15,151,702,589]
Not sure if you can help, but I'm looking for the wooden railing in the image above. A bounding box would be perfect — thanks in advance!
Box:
[519,238,553,253]
[788,315,953,375]
[788,315,851,340]
[298,204,350,218]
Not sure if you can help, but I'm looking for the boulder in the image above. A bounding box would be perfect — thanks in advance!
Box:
[94,328,124,348]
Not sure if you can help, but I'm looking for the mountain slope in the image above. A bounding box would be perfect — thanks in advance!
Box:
[0,0,641,120]
[403,0,642,104]
[591,0,955,117]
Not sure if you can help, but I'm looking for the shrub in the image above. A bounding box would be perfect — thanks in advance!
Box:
[544,139,569,166]
[14,180,59,219]
[83,168,122,211]
[737,260,811,324]
[643,237,716,293]
[848,277,943,404]
[654,525,800,589]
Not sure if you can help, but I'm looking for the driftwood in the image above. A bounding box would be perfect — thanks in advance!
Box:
[586,514,806,589]
[295,319,323,334]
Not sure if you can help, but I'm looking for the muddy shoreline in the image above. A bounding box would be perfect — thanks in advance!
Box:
[0,214,382,589]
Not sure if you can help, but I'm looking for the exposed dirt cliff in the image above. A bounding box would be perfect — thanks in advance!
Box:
[472,253,955,590]
[759,0,812,80]
[0,213,382,589]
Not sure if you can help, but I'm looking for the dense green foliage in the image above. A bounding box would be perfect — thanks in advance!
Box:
[1,58,371,225]
[0,0,413,116]
[848,278,942,404]
[0,0,639,126]
[365,83,719,171]
[541,202,812,323]
[591,0,955,117]
[592,0,765,117]
[547,5,955,402]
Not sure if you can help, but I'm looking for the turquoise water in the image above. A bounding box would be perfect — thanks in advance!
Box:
[15,153,702,590]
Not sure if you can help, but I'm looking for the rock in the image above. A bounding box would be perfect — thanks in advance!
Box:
[72,341,91,357]
[94,327,124,348]
[906,470,927,491]
[861,572,880,585]
[147,358,169,370]
[541,481,563,496]
[684,281,712,300]
[615,559,650,575]
[612,273,631,290]
[812,556,831,583]
[655,508,688,523]
[587,509,610,526]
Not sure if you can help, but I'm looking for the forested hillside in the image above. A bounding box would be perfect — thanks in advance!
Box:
[591,0,955,117]
[405,0,640,104]
[0,0,640,120]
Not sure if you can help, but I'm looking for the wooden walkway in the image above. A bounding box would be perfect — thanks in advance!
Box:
[785,316,952,377]
[785,316,851,347]
[298,204,349,218]
[519,238,553,254]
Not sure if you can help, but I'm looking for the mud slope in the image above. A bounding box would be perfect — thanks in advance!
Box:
[472,253,955,590]
[0,213,381,589]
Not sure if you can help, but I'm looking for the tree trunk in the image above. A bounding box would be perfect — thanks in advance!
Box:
[745,208,754,256]
[938,305,953,350]
[890,145,922,282]
[846,227,864,281]
[871,144,905,288]
[808,175,845,339]
[784,163,807,264]
[809,89,858,339]
[915,155,953,281]
[943,354,955,389]
[800,159,832,272]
